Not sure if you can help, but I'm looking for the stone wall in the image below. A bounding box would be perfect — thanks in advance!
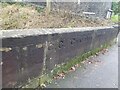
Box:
[1,26,119,88]
[30,1,112,18]
[51,2,112,18]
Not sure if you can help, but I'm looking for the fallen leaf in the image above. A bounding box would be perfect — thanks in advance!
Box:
[70,66,76,71]
[88,61,93,64]
[95,53,99,56]
[57,72,65,77]
[75,64,80,67]
[40,83,46,88]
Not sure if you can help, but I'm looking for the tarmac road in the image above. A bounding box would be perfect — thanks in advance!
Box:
[47,43,118,88]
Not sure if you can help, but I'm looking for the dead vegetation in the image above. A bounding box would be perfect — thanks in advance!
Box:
[0,2,112,30]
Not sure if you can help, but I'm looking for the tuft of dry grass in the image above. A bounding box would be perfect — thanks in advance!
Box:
[0,3,112,30]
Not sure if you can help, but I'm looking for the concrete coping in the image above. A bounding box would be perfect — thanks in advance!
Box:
[0,26,116,39]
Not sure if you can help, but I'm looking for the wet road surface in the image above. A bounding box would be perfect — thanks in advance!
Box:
[47,44,118,88]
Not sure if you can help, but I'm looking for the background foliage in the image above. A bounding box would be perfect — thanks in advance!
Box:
[112,2,120,15]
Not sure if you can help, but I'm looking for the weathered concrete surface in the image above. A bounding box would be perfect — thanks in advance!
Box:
[1,26,118,88]
[0,26,114,38]
[47,44,118,88]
